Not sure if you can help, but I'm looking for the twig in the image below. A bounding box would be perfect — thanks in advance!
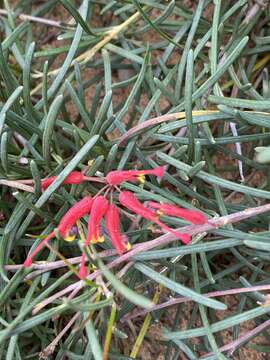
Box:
[24,257,82,279]
[31,202,270,313]
[17,176,106,185]
[242,1,267,25]
[67,262,134,306]
[201,317,270,358]
[39,313,80,359]
[121,284,270,322]
[0,179,34,193]
[5,248,117,272]
[118,111,219,145]
[117,109,270,146]
[0,9,71,28]
[34,11,141,79]
[230,76,244,182]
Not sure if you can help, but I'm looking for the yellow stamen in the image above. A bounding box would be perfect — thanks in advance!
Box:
[64,234,76,242]
[91,235,104,244]
[156,210,164,218]
[97,236,105,243]
[126,242,132,251]
[137,174,145,185]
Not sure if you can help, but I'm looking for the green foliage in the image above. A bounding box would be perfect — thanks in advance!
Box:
[1,0,270,358]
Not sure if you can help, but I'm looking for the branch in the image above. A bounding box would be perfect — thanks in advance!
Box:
[117,111,219,145]
[30,202,270,312]
[201,317,270,358]
[121,284,270,322]
[0,180,34,193]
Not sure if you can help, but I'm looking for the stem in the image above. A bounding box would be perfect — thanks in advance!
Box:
[34,11,141,79]
[121,284,270,322]
[30,202,270,312]
[0,9,70,28]
[103,303,116,360]
[40,313,80,358]
[129,286,162,358]
[201,318,270,358]
[0,180,34,193]
[83,176,106,183]
[117,110,269,145]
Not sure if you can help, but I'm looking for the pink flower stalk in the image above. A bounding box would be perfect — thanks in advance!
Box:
[106,166,165,186]
[147,202,207,225]
[79,253,87,279]
[41,171,86,190]
[119,191,190,244]
[23,231,55,268]
[86,196,108,245]
[23,196,93,267]
[106,203,130,254]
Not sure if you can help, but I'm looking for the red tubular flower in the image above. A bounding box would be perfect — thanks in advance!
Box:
[86,196,108,245]
[106,203,130,254]
[41,171,86,190]
[147,202,207,225]
[106,166,165,186]
[119,191,190,244]
[23,196,93,268]
[57,196,93,240]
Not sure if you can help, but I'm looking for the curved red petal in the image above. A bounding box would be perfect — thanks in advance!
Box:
[58,196,93,237]
[86,196,108,245]
[106,203,127,254]
[148,202,207,225]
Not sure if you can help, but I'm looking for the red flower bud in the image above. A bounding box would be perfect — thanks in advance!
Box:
[41,171,86,190]
[147,202,207,224]
[106,203,130,254]
[86,196,108,245]
[106,166,164,186]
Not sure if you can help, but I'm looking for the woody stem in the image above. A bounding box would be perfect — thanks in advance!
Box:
[83,176,106,183]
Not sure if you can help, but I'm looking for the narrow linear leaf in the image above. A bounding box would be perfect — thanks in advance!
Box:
[96,255,153,309]
[42,94,63,164]
[135,263,227,310]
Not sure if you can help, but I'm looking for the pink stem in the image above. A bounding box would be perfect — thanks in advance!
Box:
[23,232,55,267]
[118,113,180,145]
[121,284,270,322]
[201,318,270,358]
[31,202,270,313]
[83,176,106,183]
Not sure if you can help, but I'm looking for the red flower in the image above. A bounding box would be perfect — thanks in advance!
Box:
[119,191,190,244]
[147,202,207,225]
[86,196,108,245]
[41,171,86,190]
[58,196,93,240]
[23,196,93,267]
[106,203,130,254]
[106,166,165,186]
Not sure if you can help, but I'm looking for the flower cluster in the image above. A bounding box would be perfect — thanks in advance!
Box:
[24,167,207,278]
